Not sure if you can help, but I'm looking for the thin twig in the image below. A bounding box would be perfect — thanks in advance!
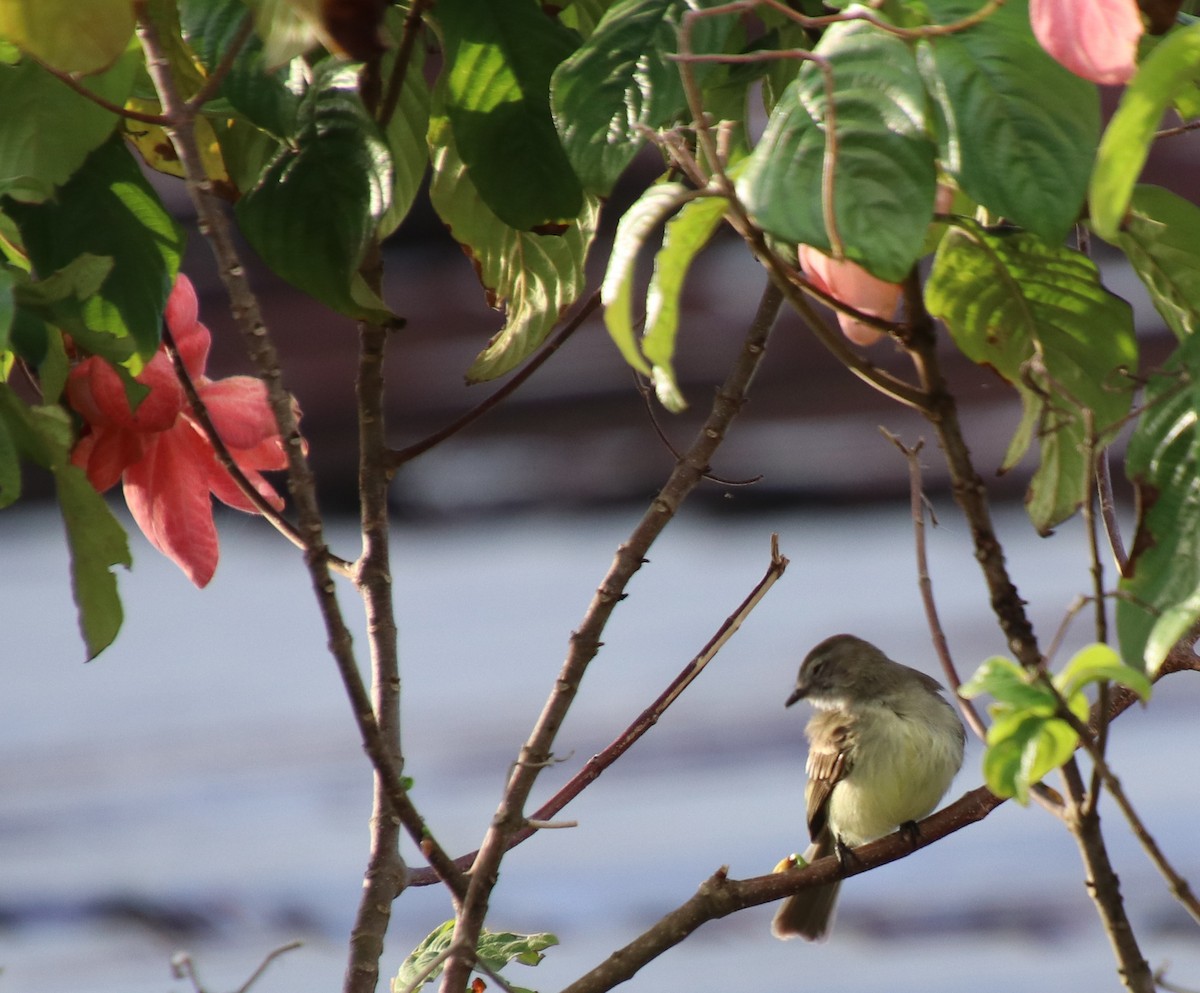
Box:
[41,62,168,124]
[409,533,788,887]
[184,10,256,116]
[236,941,305,993]
[881,428,988,741]
[377,0,434,128]
[438,279,786,992]
[134,0,466,902]
[161,323,356,579]
[344,242,409,993]
[388,291,600,468]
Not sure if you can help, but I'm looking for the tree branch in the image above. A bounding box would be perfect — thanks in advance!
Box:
[344,244,409,993]
[408,533,789,887]
[881,428,988,741]
[134,0,466,903]
[438,278,786,992]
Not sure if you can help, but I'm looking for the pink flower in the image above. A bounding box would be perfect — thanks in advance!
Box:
[798,246,903,346]
[1031,0,1142,85]
[67,275,288,587]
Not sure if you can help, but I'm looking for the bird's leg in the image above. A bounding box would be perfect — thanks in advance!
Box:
[833,835,861,871]
[899,820,922,848]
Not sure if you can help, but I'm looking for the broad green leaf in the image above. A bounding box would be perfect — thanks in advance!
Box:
[5,135,184,360]
[0,0,135,74]
[181,0,302,139]
[552,0,733,196]
[378,42,431,239]
[1118,332,1200,673]
[429,113,598,382]
[919,0,1099,244]
[738,17,936,282]
[1053,643,1152,703]
[0,47,139,203]
[643,194,727,411]
[926,226,1136,533]
[1091,23,1200,241]
[600,181,695,378]
[236,59,396,322]
[983,712,1077,805]
[1111,185,1200,341]
[0,385,130,657]
[436,0,583,231]
[960,655,1056,715]
[559,0,613,37]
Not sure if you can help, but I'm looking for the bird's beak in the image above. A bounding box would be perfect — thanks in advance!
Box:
[785,684,806,708]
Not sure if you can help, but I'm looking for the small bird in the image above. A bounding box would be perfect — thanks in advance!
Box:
[772,634,965,941]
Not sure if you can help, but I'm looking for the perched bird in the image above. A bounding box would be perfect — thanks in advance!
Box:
[772,634,965,941]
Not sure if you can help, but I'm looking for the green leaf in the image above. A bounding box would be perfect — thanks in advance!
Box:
[476,930,558,972]
[1118,332,1200,673]
[737,16,936,282]
[435,0,582,231]
[0,385,130,657]
[0,0,135,74]
[983,712,1078,805]
[392,920,454,993]
[5,134,184,360]
[926,226,1136,533]
[378,40,431,239]
[428,112,598,382]
[552,0,733,196]
[643,193,727,412]
[0,46,140,203]
[181,0,302,139]
[391,921,557,993]
[919,0,1099,244]
[1053,643,1152,703]
[54,461,131,658]
[1110,185,1200,341]
[960,655,1056,715]
[236,59,397,323]
[600,180,695,378]
[1090,23,1200,241]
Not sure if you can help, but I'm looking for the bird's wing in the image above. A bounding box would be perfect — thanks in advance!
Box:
[804,711,855,842]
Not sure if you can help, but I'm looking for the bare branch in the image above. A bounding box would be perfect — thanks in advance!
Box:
[881,428,988,741]
[438,279,786,992]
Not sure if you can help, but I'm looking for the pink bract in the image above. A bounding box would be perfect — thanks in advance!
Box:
[1031,0,1142,85]
[798,247,903,347]
[67,275,287,588]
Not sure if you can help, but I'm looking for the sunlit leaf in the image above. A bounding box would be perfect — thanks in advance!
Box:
[738,17,936,282]
[553,0,734,196]
[378,40,430,239]
[6,135,184,361]
[1090,22,1200,241]
[920,0,1099,244]
[1053,643,1152,702]
[0,0,135,74]
[0,47,139,203]
[926,225,1136,532]
[428,113,598,381]
[436,0,582,230]
[643,194,727,411]
[1118,332,1200,673]
[1111,185,1200,341]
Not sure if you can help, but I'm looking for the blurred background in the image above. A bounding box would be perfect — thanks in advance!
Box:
[2,113,1200,992]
